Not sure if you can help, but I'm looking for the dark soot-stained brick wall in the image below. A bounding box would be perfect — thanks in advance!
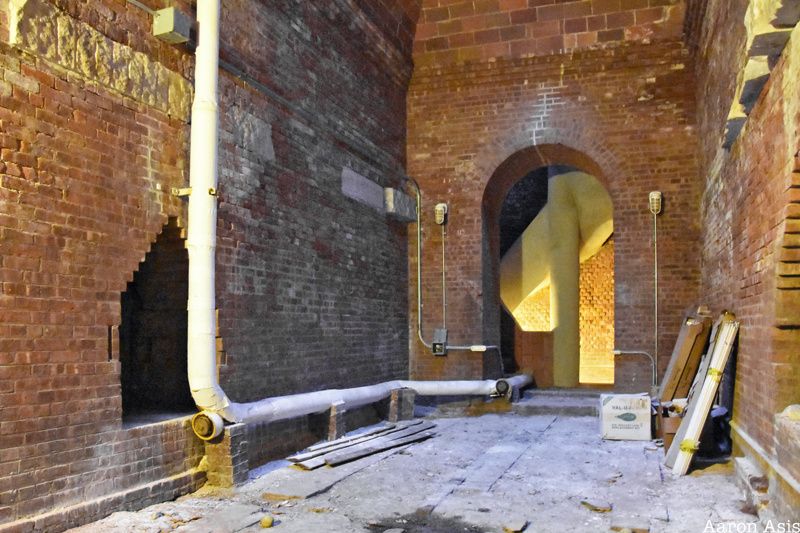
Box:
[214,1,413,401]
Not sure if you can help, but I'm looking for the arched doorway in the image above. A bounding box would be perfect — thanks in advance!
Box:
[482,145,615,388]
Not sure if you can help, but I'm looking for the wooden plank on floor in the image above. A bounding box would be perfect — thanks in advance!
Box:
[302,422,396,453]
[295,421,432,470]
[287,424,395,461]
[309,421,435,468]
[324,430,436,467]
[288,420,421,463]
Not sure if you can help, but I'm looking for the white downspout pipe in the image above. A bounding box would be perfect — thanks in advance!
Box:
[184,0,532,441]
[187,0,236,424]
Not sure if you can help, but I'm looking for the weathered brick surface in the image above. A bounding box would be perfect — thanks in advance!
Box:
[514,285,551,330]
[388,388,417,421]
[415,0,686,67]
[205,424,248,488]
[408,40,701,384]
[0,469,205,533]
[212,1,414,402]
[515,330,553,387]
[0,16,197,524]
[0,418,204,531]
[690,10,800,452]
[774,408,800,506]
[686,0,748,182]
[765,406,800,520]
[579,240,615,383]
[688,1,800,517]
[0,0,418,526]
[8,0,192,118]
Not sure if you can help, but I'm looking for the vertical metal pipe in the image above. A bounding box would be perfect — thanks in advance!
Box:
[653,211,658,385]
[441,223,447,328]
[186,0,233,414]
[649,191,662,386]
[407,179,431,348]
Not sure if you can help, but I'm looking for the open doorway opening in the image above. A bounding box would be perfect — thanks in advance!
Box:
[120,218,195,424]
[498,167,550,377]
[484,147,615,388]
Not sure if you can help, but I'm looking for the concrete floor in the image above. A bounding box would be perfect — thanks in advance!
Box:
[72,410,757,533]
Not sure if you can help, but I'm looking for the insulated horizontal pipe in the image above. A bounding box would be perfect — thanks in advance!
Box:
[495,374,533,392]
[222,376,533,425]
[401,379,499,397]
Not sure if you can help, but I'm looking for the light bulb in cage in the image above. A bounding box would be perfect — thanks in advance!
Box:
[434,203,448,225]
[649,191,662,215]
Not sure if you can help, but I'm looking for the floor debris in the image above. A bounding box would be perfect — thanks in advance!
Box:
[610,523,650,533]
[581,499,613,513]
[70,414,750,533]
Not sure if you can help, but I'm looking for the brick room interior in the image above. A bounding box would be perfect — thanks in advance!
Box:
[0,0,799,531]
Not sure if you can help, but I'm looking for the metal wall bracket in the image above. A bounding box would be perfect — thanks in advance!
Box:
[432,328,448,357]
[171,187,192,197]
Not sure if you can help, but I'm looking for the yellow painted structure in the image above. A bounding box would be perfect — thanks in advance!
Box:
[500,172,613,386]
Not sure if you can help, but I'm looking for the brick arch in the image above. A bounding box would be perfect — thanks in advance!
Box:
[481,143,611,223]
[472,122,626,214]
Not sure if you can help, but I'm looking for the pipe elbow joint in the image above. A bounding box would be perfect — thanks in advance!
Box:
[494,379,511,397]
[191,411,225,441]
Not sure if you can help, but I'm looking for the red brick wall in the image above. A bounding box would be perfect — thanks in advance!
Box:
[579,239,615,383]
[689,0,800,456]
[408,40,701,383]
[0,0,418,526]
[0,25,195,533]
[414,0,685,67]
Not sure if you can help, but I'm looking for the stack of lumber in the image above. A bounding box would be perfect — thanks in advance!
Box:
[654,309,712,450]
[287,420,436,470]
[658,311,713,404]
[659,310,739,476]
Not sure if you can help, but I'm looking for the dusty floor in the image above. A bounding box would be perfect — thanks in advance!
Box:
[72,412,757,533]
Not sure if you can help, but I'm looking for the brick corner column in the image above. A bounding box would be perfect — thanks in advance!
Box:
[204,423,249,487]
